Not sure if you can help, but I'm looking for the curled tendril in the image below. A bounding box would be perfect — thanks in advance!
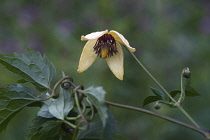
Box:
[38,76,74,101]
[38,76,94,133]
[86,97,94,121]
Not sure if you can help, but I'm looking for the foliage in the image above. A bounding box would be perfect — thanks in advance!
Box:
[0,49,56,91]
[143,78,200,107]
[1,1,209,139]
[0,50,119,140]
[0,84,38,132]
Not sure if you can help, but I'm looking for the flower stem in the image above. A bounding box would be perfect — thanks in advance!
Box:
[126,49,200,127]
[178,73,186,103]
[105,100,210,138]
[127,50,176,102]
[176,104,200,128]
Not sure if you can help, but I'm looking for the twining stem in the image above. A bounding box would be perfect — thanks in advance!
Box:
[62,120,77,129]
[178,73,185,103]
[86,97,95,121]
[126,49,200,128]
[105,100,210,138]
[74,90,86,121]
[38,76,73,101]
[66,102,86,121]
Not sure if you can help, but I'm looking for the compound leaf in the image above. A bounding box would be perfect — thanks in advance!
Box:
[0,84,38,132]
[0,49,56,91]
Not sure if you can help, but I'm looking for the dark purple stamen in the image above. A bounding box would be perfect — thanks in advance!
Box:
[93,34,118,58]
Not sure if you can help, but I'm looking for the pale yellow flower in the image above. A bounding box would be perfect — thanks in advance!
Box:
[77,29,136,80]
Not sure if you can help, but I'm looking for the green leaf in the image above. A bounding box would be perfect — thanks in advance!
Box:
[25,117,49,140]
[48,87,74,120]
[37,93,54,118]
[37,121,65,140]
[77,110,118,140]
[114,135,128,140]
[185,86,200,96]
[0,49,56,91]
[143,96,162,106]
[26,117,68,140]
[102,110,118,140]
[38,104,54,118]
[16,79,28,83]
[169,90,180,98]
[77,122,102,140]
[0,84,38,132]
[149,87,168,102]
[170,89,200,98]
[83,86,108,127]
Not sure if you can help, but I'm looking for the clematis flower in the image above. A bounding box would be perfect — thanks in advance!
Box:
[77,29,136,80]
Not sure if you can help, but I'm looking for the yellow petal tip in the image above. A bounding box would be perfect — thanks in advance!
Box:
[81,35,86,41]
[77,69,82,73]
[132,48,136,52]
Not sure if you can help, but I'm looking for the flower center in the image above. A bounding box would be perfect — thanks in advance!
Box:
[93,34,118,58]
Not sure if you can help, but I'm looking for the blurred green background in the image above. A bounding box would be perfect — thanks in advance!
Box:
[0,0,210,140]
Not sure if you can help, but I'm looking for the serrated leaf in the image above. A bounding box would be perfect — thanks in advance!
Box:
[143,96,162,106]
[149,87,168,102]
[37,121,65,140]
[77,110,118,140]
[103,110,118,140]
[26,117,68,140]
[0,84,38,132]
[83,86,108,127]
[25,117,49,140]
[77,122,102,140]
[48,87,74,120]
[27,49,56,86]
[0,49,56,91]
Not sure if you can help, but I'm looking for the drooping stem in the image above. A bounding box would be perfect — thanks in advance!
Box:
[127,49,176,103]
[105,100,210,138]
[126,49,200,128]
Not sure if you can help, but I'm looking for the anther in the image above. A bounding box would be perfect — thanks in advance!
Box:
[93,34,118,58]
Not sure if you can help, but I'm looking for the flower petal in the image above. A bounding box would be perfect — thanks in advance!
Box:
[106,42,124,80]
[109,30,136,52]
[77,39,97,73]
[81,30,108,41]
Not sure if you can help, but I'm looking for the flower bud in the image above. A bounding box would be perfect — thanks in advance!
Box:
[154,102,161,110]
[182,67,191,78]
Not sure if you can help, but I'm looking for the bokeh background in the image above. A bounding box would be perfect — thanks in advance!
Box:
[0,0,210,140]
